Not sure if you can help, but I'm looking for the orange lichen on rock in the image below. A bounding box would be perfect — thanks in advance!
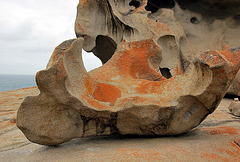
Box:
[0,118,16,130]
[173,66,183,75]
[77,23,84,32]
[16,36,240,146]
[79,0,89,8]
[201,152,229,161]
[86,97,109,110]
[205,48,240,73]
[84,77,95,95]
[116,39,165,81]
[116,149,163,161]
[219,48,240,67]
[146,19,173,35]
[136,80,164,94]
[201,141,240,161]
[199,51,225,68]
[203,127,239,135]
[133,0,147,13]
[47,39,75,68]
[218,147,240,158]
[93,83,121,106]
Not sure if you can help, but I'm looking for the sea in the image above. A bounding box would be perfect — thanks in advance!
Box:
[0,74,36,92]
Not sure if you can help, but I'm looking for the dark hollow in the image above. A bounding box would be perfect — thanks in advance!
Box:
[160,68,172,79]
[92,35,117,64]
[145,0,175,13]
[224,93,240,100]
[145,0,240,19]
[129,0,141,9]
[190,17,200,24]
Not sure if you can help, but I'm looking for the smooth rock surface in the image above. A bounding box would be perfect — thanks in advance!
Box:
[1,88,240,161]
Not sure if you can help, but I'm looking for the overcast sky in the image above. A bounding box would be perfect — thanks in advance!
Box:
[0,0,102,75]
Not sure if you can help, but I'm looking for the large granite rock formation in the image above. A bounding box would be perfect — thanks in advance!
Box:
[17,0,240,145]
[1,88,240,161]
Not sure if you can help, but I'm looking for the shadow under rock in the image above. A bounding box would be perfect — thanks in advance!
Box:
[39,130,200,152]
[224,93,240,99]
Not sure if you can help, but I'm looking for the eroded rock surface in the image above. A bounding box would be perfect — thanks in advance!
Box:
[17,0,240,145]
[227,71,240,96]
[228,98,240,116]
[76,0,240,95]
[1,88,239,161]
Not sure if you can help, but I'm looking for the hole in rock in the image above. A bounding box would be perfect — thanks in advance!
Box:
[160,68,172,79]
[82,49,102,72]
[129,0,141,8]
[145,0,175,13]
[224,93,240,100]
[176,0,240,19]
[92,35,117,64]
[190,17,200,24]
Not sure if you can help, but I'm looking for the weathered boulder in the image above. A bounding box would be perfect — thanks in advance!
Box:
[76,0,240,96]
[228,98,240,116]
[17,0,240,145]
[17,37,240,145]
[227,71,240,96]
[1,88,240,161]
[76,0,240,65]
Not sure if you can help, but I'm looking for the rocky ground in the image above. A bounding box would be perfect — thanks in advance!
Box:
[0,87,239,161]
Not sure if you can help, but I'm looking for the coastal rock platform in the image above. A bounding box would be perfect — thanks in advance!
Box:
[0,87,239,161]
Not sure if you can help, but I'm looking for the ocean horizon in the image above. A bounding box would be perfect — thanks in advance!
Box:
[0,74,36,92]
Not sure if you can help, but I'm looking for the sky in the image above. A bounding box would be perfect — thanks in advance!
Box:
[0,0,102,75]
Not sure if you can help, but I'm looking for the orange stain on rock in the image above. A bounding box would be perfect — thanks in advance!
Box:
[116,149,163,161]
[173,66,183,75]
[220,48,240,66]
[117,39,165,81]
[133,0,147,13]
[0,120,16,130]
[86,97,109,110]
[199,51,225,67]
[56,59,67,78]
[77,23,84,32]
[93,83,121,106]
[218,147,240,158]
[146,19,173,35]
[84,77,94,95]
[203,127,239,135]
[202,141,240,161]
[79,0,89,8]
[201,152,229,161]
[137,80,163,94]
[198,48,240,78]
[10,118,16,124]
